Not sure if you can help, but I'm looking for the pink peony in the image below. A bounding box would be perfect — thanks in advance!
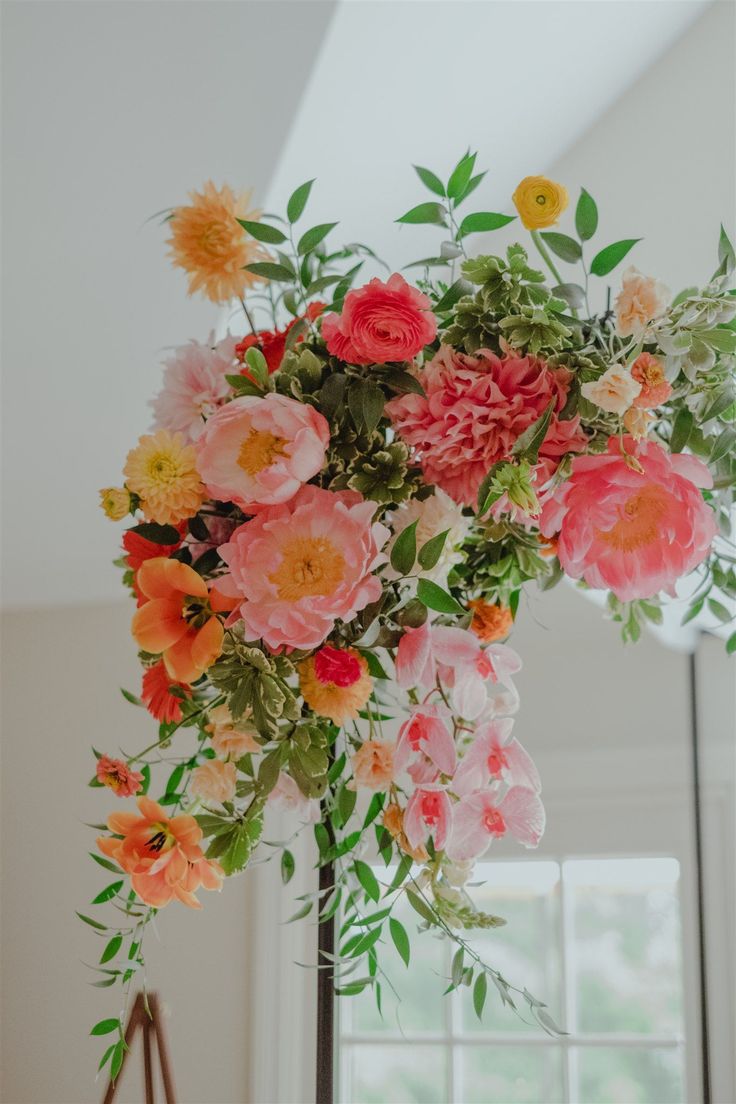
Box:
[540,436,717,601]
[321,273,436,366]
[151,335,237,443]
[195,393,329,512]
[452,719,541,797]
[219,485,390,651]
[404,785,453,851]
[446,786,546,861]
[395,704,457,781]
[386,345,588,507]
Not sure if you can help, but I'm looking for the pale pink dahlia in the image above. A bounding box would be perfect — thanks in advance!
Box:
[386,345,588,507]
[151,335,237,443]
[540,436,717,601]
[218,485,390,651]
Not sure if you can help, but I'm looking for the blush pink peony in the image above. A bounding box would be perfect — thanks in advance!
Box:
[386,345,588,507]
[195,393,329,511]
[151,335,238,443]
[321,273,436,366]
[540,436,717,601]
[218,485,390,651]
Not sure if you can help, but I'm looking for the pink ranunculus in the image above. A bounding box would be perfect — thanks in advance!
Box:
[386,345,588,507]
[395,704,457,780]
[540,436,717,601]
[321,274,437,366]
[195,392,329,512]
[268,771,321,824]
[219,485,390,651]
[446,786,546,861]
[151,335,237,443]
[452,720,541,797]
[404,785,453,851]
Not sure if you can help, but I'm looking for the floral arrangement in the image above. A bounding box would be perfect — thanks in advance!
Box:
[88,153,735,1077]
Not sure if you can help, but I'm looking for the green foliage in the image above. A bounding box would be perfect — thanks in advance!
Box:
[208,629,299,738]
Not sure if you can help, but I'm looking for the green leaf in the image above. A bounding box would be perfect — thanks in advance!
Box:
[433,278,473,313]
[120,687,143,707]
[89,852,122,874]
[454,171,487,207]
[351,381,385,434]
[286,900,313,924]
[236,218,287,244]
[396,202,447,227]
[459,211,515,237]
[511,399,555,463]
[670,408,694,453]
[575,188,598,241]
[100,935,123,964]
[726,630,736,655]
[385,854,413,894]
[390,520,418,576]
[540,232,582,264]
[589,239,641,277]
[451,947,465,986]
[389,917,411,966]
[129,522,181,545]
[711,426,736,463]
[718,224,736,274]
[110,1040,124,1082]
[418,529,450,571]
[297,222,338,255]
[98,1043,116,1072]
[90,1018,120,1037]
[447,152,477,200]
[281,849,295,884]
[473,971,488,1020]
[354,860,381,903]
[244,261,296,282]
[413,165,445,196]
[77,911,107,931]
[287,179,314,223]
[406,888,435,924]
[416,578,464,615]
[91,881,123,905]
[306,273,343,296]
[244,346,269,386]
[359,650,389,679]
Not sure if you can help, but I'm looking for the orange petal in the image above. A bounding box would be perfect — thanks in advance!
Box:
[132,598,187,654]
[209,580,240,613]
[162,630,201,684]
[97,836,123,860]
[137,795,167,822]
[172,885,203,909]
[191,617,223,672]
[168,815,203,846]
[138,557,208,601]
[107,810,142,836]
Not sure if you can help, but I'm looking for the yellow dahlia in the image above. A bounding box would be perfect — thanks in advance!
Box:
[298,646,373,726]
[167,181,270,304]
[123,430,204,525]
[99,486,132,521]
[512,175,569,230]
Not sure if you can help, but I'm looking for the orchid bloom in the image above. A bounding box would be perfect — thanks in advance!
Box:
[446,786,546,862]
[452,720,541,797]
[404,784,453,851]
[395,704,456,783]
[268,771,321,824]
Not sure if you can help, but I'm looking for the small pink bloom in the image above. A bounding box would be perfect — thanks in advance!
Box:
[404,785,452,851]
[151,335,237,444]
[540,436,717,601]
[615,267,669,338]
[96,755,144,798]
[581,365,641,415]
[447,786,546,861]
[322,274,436,365]
[219,485,390,651]
[630,353,673,409]
[195,393,330,511]
[395,704,456,778]
[452,720,541,797]
[351,739,395,792]
[268,771,320,823]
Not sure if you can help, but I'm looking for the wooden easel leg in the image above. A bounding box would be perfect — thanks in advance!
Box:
[102,993,145,1104]
[142,1017,154,1104]
[150,994,178,1104]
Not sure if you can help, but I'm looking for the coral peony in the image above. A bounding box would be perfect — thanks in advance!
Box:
[141,660,191,723]
[630,352,673,409]
[168,182,270,304]
[351,739,395,792]
[195,393,329,512]
[386,488,471,585]
[98,796,223,908]
[96,755,144,797]
[468,599,513,643]
[321,274,436,366]
[615,267,669,338]
[447,786,545,861]
[131,557,224,683]
[512,175,568,230]
[540,436,717,601]
[124,430,204,525]
[581,365,641,415]
[219,485,389,651]
[387,345,587,507]
[299,646,372,725]
[452,719,541,797]
[205,703,260,759]
[190,758,237,804]
[151,336,237,444]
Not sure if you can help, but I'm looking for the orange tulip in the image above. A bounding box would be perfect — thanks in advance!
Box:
[98,795,223,909]
[131,557,224,683]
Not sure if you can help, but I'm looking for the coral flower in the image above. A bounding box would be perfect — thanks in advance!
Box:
[190,759,237,804]
[540,436,717,601]
[151,336,238,444]
[386,345,587,507]
[98,795,223,909]
[124,430,204,526]
[452,719,541,797]
[468,599,513,643]
[512,175,568,230]
[195,393,330,512]
[383,803,429,863]
[299,646,372,725]
[141,660,191,723]
[96,755,144,798]
[131,557,224,683]
[167,181,270,304]
[350,739,395,792]
[630,352,673,409]
[447,786,546,861]
[219,485,390,651]
[205,703,260,760]
[395,705,456,780]
[321,274,436,366]
[404,785,453,851]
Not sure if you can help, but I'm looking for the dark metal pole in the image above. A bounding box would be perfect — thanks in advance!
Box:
[689,649,712,1104]
[315,859,335,1104]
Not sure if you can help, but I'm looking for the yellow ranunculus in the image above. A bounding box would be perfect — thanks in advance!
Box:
[512,175,569,230]
[99,486,132,521]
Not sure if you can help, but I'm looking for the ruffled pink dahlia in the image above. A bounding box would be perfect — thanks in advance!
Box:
[151,335,237,443]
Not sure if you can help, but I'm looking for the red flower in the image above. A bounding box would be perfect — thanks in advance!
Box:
[313,645,363,687]
[141,660,191,723]
[235,302,326,376]
[123,527,184,571]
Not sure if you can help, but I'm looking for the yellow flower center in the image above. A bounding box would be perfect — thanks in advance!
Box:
[237,429,288,475]
[145,452,182,485]
[597,486,669,553]
[270,537,345,602]
[145,824,175,854]
[535,193,547,206]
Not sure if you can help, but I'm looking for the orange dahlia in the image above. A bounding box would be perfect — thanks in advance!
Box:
[167,181,270,304]
[123,430,204,526]
[468,599,513,643]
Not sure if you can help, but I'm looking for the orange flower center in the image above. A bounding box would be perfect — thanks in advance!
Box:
[597,485,670,553]
[270,537,345,602]
[237,429,288,475]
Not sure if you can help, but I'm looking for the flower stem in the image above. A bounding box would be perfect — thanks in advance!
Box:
[530,230,563,286]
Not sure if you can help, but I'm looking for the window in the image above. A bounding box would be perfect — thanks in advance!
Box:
[338,857,686,1104]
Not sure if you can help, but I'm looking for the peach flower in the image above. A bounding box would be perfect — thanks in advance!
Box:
[195,393,329,512]
[615,267,669,338]
[581,365,641,415]
[219,485,390,651]
[623,406,653,439]
[350,739,395,792]
[321,274,436,366]
[383,803,429,863]
[98,795,224,908]
[96,755,144,798]
[630,352,673,409]
[299,646,372,725]
[190,759,237,804]
[123,430,204,526]
[205,703,260,759]
[468,600,513,643]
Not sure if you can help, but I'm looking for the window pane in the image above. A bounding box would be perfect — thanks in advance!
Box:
[576,1045,685,1104]
[459,1044,564,1104]
[458,861,562,1033]
[566,858,684,1034]
[343,1043,447,1104]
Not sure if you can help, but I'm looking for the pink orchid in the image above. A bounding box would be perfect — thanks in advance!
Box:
[404,785,453,851]
[446,786,546,861]
[268,771,321,824]
[452,720,541,797]
[395,704,456,781]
